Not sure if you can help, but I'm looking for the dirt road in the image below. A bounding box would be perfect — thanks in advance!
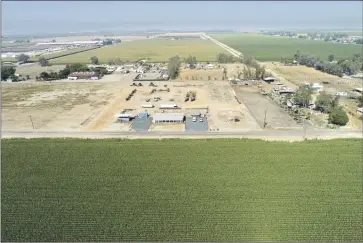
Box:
[83,88,130,132]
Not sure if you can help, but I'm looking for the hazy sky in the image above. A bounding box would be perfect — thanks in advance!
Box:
[2,1,363,35]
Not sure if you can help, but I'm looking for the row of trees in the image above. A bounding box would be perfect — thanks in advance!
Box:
[216,53,241,63]
[36,63,108,81]
[285,51,363,77]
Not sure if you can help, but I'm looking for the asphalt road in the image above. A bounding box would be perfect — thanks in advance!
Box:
[2,129,362,140]
[202,34,243,58]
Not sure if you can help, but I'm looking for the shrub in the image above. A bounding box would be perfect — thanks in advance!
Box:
[328,107,349,126]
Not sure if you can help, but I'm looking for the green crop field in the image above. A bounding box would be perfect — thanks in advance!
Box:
[49,39,226,64]
[211,33,362,61]
[2,139,362,242]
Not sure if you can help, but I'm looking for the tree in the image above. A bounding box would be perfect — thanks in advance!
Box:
[236,66,243,79]
[58,66,71,79]
[216,53,239,63]
[16,53,30,63]
[38,57,49,67]
[260,66,266,79]
[358,94,363,107]
[90,56,99,65]
[294,85,312,108]
[185,55,197,68]
[315,91,334,113]
[223,67,227,80]
[340,60,360,75]
[328,107,349,126]
[328,54,335,62]
[1,67,16,81]
[39,72,50,80]
[167,56,181,79]
[67,63,89,73]
[294,50,300,62]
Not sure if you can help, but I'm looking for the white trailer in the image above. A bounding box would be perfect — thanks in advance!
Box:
[160,104,178,109]
[141,104,154,108]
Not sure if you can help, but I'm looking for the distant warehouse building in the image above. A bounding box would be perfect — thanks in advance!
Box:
[153,113,184,124]
[68,72,100,80]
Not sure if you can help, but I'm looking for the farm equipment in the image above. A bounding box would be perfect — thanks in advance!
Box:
[126,89,137,101]
[185,92,190,102]
[190,91,197,102]
[149,82,157,87]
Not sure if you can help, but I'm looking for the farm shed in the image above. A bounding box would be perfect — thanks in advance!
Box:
[263,77,276,83]
[153,113,184,124]
[68,71,99,80]
[115,113,135,122]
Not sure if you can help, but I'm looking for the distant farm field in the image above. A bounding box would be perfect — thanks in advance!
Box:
[1,47,97,63]
[2,139,362,242]
[211,33,362,61]
[49,39,227,64]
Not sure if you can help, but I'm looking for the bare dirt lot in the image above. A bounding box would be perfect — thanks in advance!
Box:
[233,85,300,129]
[2,78,262,132]
[1,82,117,131]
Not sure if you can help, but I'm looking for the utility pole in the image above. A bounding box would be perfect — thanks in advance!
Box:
[29,115,35,130]
[302,118,307,140]
[263,109,267,128]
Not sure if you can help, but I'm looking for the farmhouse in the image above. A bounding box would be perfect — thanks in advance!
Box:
[311,83,324,92]
[68,72,100,80]
[153,113,184,124]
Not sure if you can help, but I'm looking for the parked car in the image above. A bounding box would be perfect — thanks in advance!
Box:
[192,117,197,122]
[199,118,204,122]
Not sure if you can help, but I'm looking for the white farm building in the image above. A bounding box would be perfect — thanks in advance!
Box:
[152,113,184,123]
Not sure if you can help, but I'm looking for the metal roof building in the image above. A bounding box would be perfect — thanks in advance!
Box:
[153,113,184,123]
